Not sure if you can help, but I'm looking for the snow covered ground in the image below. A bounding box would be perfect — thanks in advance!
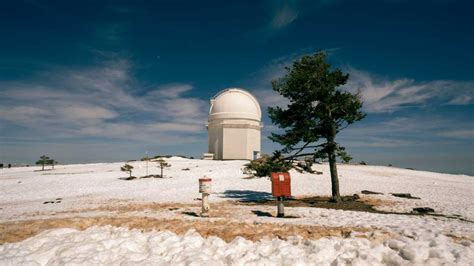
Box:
[1,226,472,265]
[1,157,473,220]
[0,157,473,265]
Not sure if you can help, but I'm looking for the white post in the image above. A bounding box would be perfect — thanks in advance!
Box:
[202,193,210,217]
[199,177,212,217]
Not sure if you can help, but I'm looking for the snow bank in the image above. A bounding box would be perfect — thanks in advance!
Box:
[1,226,472,265]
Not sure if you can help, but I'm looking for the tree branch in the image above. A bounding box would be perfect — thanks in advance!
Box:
[288,143,325,152]
[287,141,311,155]
[281,152,318,161]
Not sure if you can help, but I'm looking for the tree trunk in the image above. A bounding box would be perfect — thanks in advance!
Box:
[327,121,341,203]
[161,166,163,178]
[42,162,44,171]
[328,148,341,202]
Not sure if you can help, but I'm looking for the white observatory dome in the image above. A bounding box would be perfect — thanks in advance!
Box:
[209,88,261,122]
[206,88,262,160]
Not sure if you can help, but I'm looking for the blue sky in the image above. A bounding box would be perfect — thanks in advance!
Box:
[0,0,473,175]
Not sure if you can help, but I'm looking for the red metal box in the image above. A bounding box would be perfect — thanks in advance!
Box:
[271,172,291,197]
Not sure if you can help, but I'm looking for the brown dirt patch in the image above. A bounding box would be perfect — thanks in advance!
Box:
[3,197,470,245]
[46,201,236,219]
[238,195,396,213]
[0,216,383,245]
[237,195,473,223]
[62,202,200,214]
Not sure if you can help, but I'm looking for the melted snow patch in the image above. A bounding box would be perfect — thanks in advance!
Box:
[1,226,472,265]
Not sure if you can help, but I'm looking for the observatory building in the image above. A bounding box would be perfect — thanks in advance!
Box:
[206,88,262,160]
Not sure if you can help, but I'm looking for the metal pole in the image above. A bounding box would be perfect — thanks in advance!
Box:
[201,193,210,217]
[145,150,148,176]
[277,196,284,218]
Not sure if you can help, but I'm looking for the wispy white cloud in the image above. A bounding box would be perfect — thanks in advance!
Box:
[148,122,204,133]
[252,89,288,109]
[147,84,193,98]
[345,68,474,113]
[0,59,208,143]
[270,4,299,29]
[266,0,340,30]
[341,115,448,138]
[248,48,318,108]
[447,94,473,105]
[438,130,474,139]
[60,106,119,121]
[249,55,474,113]
[338,114,473,151]
[249,52,473,154]
[0,106,51,124]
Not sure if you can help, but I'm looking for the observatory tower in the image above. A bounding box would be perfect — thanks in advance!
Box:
[207,88,262,160]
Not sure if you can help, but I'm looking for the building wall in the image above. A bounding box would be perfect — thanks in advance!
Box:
[222,127,247,159]
[208,118,261,160]
[246,127,261,160]
[208,125,223,159]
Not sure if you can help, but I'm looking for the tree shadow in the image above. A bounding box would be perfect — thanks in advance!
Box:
[182,211,199,217]
[119,176,137,180]
[251,210,273,217]
[221,190,273,202]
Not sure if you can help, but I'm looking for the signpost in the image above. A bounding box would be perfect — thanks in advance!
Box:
[271,172,291,218]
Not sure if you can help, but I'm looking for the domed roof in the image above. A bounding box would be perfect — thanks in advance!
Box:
[209,88,261,121]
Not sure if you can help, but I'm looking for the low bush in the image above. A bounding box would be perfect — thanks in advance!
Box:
[243,154,292,177]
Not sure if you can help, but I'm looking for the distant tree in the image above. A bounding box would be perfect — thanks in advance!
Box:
[268,52,366,202]
[36,155,50,171]
[120,164,134,177]
[156,158,171,178]
[46,159,58,169]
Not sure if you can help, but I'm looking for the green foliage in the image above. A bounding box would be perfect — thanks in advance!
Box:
[336,146,352,163]
[243,153,292,177]
[36,155,50,166]
[267,51,366,201]
[156,158,171,168]
[35,155,57,170]
[46,159,58,169]
[156,158,171,178]
[120,164,134,177]
[268,52,365,160]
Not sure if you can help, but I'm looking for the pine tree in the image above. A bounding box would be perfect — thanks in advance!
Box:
[120,164,134,177]
[36,155,50,171]
[46,159,58,169]
[268,52,366,202]
[156,158,171,178]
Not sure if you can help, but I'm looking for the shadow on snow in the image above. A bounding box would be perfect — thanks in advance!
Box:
[220,190,273,202]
